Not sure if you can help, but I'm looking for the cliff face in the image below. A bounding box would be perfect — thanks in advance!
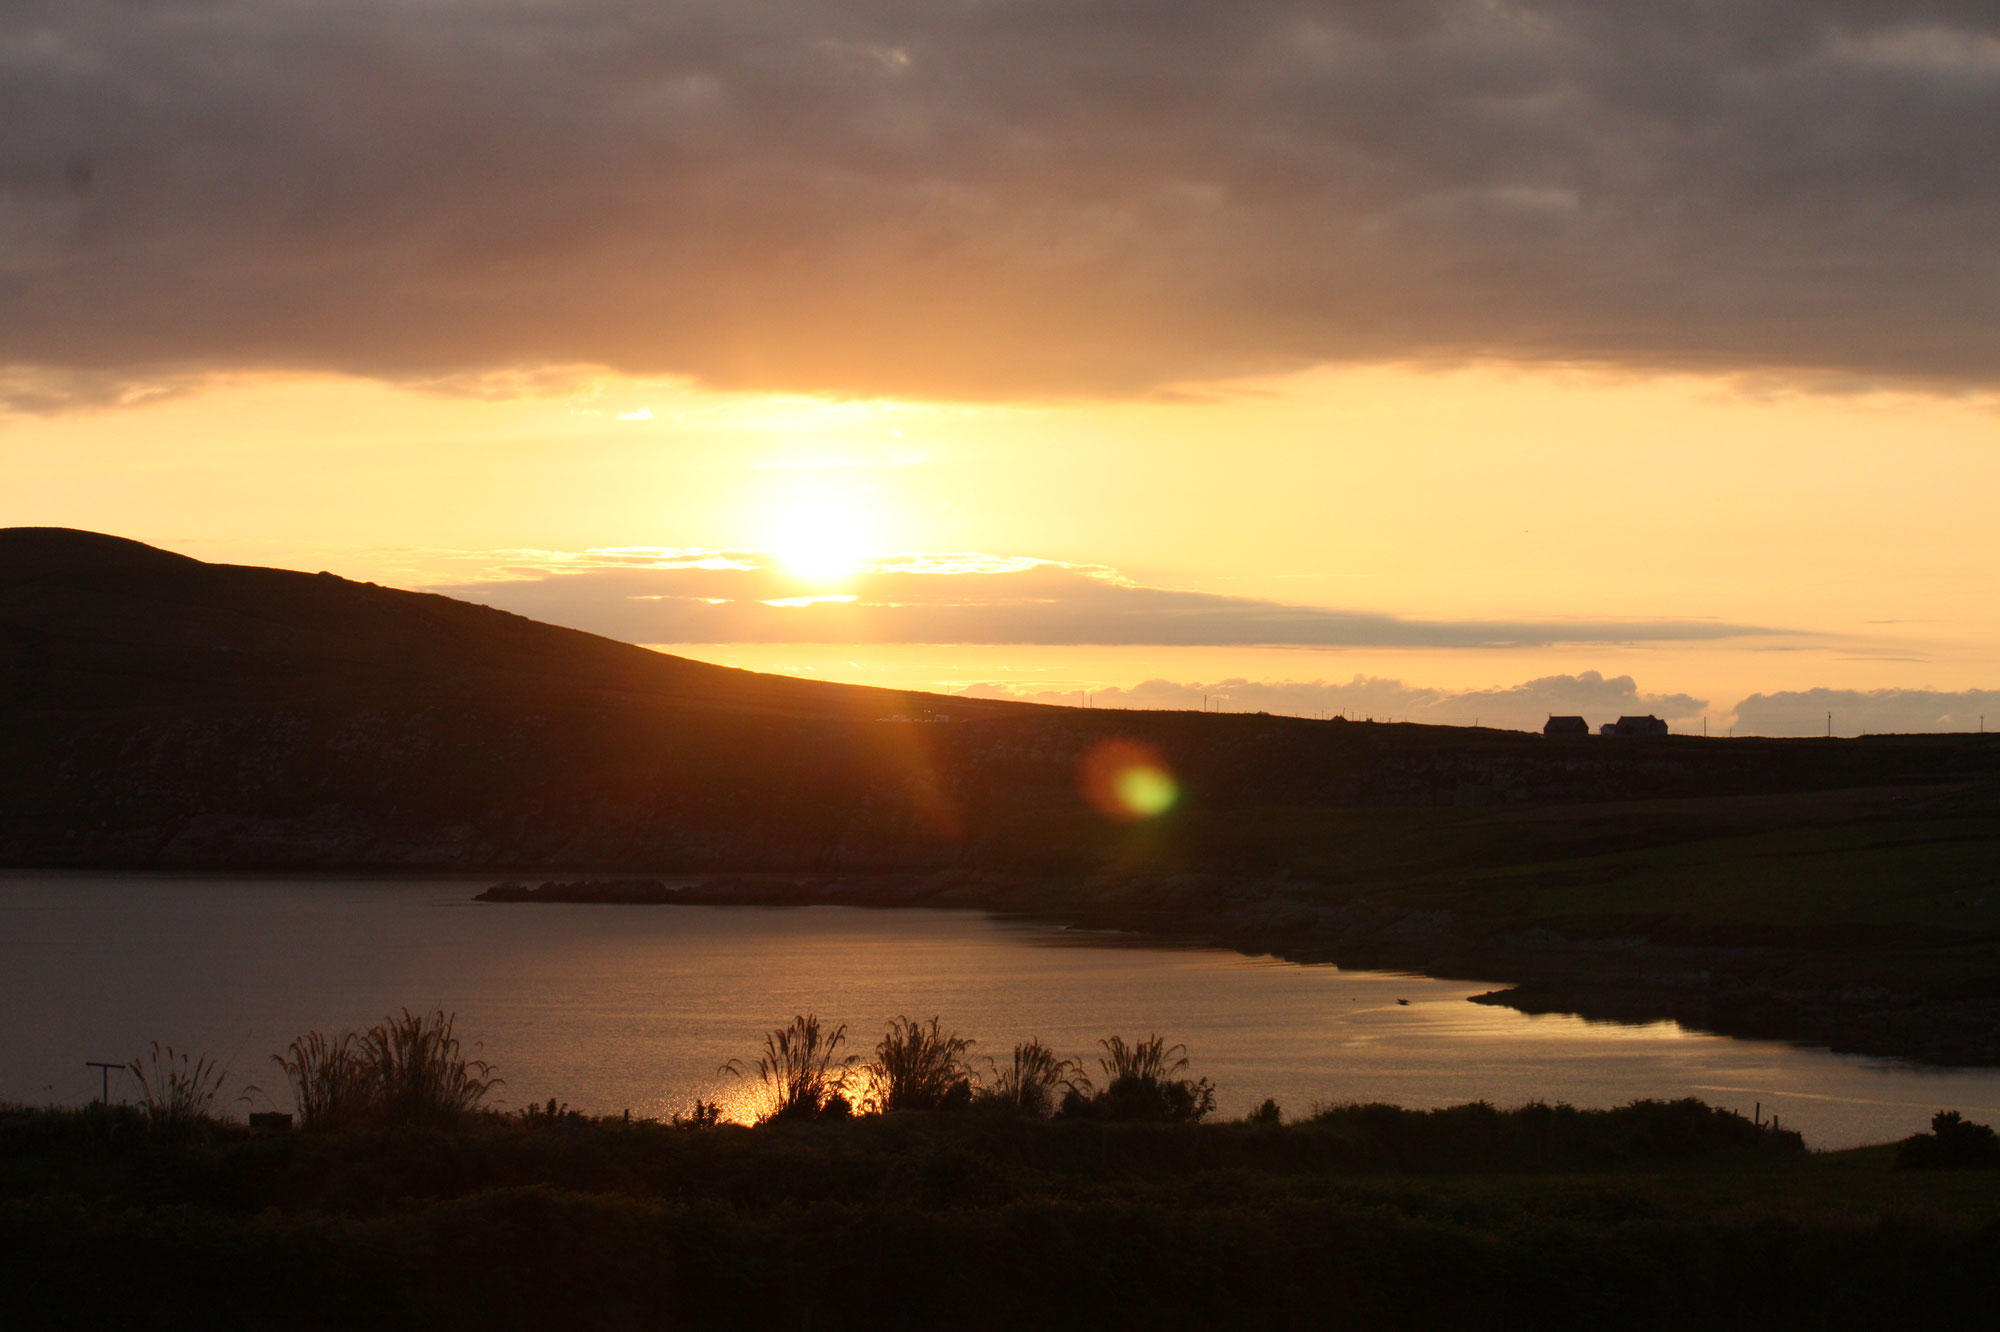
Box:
[4,528,1998,871]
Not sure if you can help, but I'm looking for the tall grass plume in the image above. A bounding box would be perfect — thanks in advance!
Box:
[724,1014,857,1122]
[273,1030,373,1128]
[987,1038,1087,1117]
[363,1008,500,1126]
[866,1015,978,1112]
[1085,1034,1215,1122]
[272,1009,499,1128]
[127,1042,228,1128]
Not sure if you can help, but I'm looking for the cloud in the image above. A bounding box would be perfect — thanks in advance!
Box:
[1730,687,2000,736]
[423,550,1779,648]
[958,670,1707,731]
[4,2,1999,405]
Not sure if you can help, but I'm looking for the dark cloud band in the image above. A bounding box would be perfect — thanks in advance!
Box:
[4,2,1998,405]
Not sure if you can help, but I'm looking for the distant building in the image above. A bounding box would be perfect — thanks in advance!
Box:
[1543,715,1589,737]
[1601,715,1670,737]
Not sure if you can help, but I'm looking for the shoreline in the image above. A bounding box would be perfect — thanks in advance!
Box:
[477,872,2000,1069]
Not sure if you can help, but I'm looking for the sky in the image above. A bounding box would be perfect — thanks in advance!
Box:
[3,2,1998,736]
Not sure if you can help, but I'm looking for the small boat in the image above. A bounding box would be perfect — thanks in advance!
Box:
[1396,998,1410,1006]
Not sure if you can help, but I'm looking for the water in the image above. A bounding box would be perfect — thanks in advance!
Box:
[5,871,1998,1150]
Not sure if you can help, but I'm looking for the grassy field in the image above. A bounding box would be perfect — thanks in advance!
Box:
[1161,784,2000,931]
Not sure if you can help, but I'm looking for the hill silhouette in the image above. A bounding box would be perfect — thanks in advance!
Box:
[3,526,1997,873]
[0,527,1017,719]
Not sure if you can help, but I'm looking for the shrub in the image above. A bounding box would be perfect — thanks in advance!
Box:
[1303,1098,1805,1170]
[724,1014,857,1122]
[985,1038,1088,1117]
[126,1043,227,1128]
[1074,1035,1216,1123]
[866,1015,978,1113]
[672,1099,723,1130]
[1896,1110,2000,1170]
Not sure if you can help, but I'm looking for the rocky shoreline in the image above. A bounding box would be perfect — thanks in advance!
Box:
[475,871,2000,1069]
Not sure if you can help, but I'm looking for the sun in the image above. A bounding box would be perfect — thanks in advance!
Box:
[771,495,872,583]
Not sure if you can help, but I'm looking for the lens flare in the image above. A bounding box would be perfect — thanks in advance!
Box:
[1079,738,1180,822]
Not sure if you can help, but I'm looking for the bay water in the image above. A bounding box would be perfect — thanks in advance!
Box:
[5,871,1997,1149]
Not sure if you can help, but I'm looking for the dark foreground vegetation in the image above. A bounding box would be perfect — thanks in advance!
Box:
[7,1095,1999,1331]
[6,1011,1998,1329]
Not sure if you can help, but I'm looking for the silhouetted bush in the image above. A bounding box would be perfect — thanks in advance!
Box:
[672,1099,723,1130]
[1305,1097,1804,1170]
[1895,1110,2000,1170]
[517,1097,584,1125]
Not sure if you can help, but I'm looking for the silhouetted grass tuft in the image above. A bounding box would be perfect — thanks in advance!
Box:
[866,1015,978,1112]
[724,1014,858,1122]
[985,1038,1087,1117]
[273,1010,499,1128]
[273,1030,373,1128]
[1074,1034,1216,1122]
[127,1043,227,1128]
[364,1008,501,1127]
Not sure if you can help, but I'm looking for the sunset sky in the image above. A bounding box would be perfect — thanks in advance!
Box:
[4,2,1997,735]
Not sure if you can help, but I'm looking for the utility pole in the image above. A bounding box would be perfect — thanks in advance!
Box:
[1827,711,1833,739]
[85,1061,123,1104]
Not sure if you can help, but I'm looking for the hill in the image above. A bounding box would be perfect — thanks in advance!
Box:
[5,526,1997,873]
[0,527,1036,866]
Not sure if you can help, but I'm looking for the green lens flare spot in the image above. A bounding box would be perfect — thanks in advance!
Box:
[1114,765,1179,819]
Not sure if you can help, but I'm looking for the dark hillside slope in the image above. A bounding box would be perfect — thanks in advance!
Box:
[0,527,1042,866]
[0,527,1008,719]
[3,528,1998,872]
